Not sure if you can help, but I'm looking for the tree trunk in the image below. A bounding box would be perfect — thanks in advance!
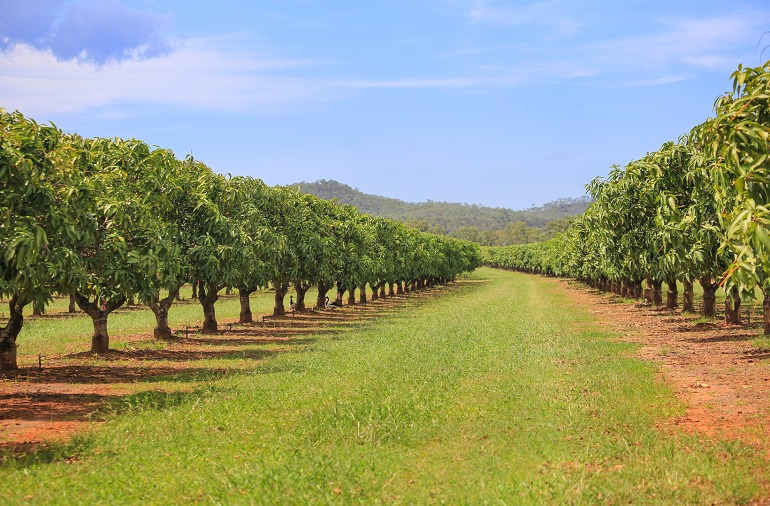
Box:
[75,292,125,354]
[0,295,28,371]
[198,281,222,333]
[725,287,741,325]
[316,281,330,309]
[371,283,379,301]
[32,300,45,316]
[397,281,404,295]
[388,282,395,297]
[644,277,653,303]
[620,280,630,298]
[358,284,367,304]
[665,278,678,310]
[379,282,387,299]
[238,288,254,323]
[294,281,309,312]
[272,279,289,317]
[764,291,770,335]
[650,279,663,306]
[347,286,356,306]
[682,280,694,313]
[633,280,643,299]
[191,281,198,300]
[699,276,718,317]
[147,286,180,339]
[68,294,77,313]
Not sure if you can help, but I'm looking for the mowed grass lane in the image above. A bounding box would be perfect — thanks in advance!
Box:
[1,268,762,504]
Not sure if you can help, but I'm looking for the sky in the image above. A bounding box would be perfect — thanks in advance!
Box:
[1,1,769,209]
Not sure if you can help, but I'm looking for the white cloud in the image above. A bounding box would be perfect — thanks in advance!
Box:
[0,38,325,116]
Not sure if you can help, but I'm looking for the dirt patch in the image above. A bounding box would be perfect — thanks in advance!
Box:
[558,279,770,459]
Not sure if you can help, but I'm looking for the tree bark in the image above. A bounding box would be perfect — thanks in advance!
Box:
[238,287,254,323]
[649,279,663,306]
[643,277,653,303]
[294,280,309,312]
[665,278,678,310]
[724,287,741,325]
[316,281,330,309]
[764,291,770,335]
[370,283,379,301]
[32,300,45,316]
[147,286,180,339]
[388,282,395,297]
[191,281,198,300]
[347,286,356,306]
[397,281,404,295]
[198,281,223,333]
[75,292,126,354]
[621,280,630,298]
[272,279,289,317]
[699,276,718,317]
[0,295,28,371]
[682,280,694,313]
[358,284,367,304]
[68,294,77,313]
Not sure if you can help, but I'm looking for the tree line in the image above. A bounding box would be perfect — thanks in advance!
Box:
[484,60,770,331]
[295,179,590,238]
[0,111,482,371]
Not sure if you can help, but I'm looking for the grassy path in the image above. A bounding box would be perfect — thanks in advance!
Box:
[1,268,763,504]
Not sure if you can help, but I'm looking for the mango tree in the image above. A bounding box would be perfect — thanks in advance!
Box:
[187,170,250,332]
[704,60,770,331]
[0,112,85,369]
[68,136,180,353]
[229,177,283,323]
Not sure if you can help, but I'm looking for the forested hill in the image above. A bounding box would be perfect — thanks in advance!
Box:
[291,179,590,233]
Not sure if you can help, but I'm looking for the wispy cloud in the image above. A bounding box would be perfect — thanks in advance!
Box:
[544,149,574,161]
[465,0,580,37]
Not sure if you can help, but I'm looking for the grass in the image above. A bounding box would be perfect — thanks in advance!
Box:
[0,268,764,504]
[4,286,297,362]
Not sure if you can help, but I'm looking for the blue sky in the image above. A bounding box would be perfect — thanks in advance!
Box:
[1,0,768,209]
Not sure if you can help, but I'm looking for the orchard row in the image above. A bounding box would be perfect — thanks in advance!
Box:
[0,111,481,370]
[485,60,770,330]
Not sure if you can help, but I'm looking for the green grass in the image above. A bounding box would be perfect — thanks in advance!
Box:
[4,286,301,361]
[0,268,764,504]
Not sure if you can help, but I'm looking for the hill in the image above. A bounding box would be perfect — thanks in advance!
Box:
[290,180,590,244]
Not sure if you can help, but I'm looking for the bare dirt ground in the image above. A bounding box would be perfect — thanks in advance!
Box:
[559,279,770,461]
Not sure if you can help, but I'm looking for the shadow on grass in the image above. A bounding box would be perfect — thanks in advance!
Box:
[3,363,240,385]
[0,433,97,469]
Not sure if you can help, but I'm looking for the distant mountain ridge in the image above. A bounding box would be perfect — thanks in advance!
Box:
[290,179,590,233]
